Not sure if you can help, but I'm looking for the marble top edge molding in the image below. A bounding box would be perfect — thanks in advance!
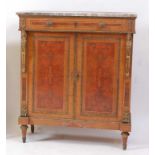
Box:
[16,11,137,18]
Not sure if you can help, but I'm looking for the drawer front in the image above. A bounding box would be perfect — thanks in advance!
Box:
[25,17,135,33]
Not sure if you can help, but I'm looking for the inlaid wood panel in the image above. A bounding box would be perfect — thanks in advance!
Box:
[27,32,75,118]
[35,39,65,110]
[85,42,115,113]
[76,33,126,121]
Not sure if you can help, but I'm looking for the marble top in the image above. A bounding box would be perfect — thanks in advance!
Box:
[16,11,137,18]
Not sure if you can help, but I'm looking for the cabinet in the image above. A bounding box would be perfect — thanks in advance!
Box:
[17,12,136,149]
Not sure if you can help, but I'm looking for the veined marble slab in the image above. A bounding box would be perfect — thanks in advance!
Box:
[16,11,137,18]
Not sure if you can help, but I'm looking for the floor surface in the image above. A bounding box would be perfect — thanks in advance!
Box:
[6,127,149,155]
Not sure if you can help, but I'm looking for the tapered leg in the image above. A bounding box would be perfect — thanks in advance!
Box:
[31,125,34,133]
[121,132,129,150]
[20,125,28,143]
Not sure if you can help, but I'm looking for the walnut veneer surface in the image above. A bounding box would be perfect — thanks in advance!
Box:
[17,12,136,150]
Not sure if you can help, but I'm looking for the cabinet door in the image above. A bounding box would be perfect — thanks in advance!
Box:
[27,32,74,119]
[76,33,126,121]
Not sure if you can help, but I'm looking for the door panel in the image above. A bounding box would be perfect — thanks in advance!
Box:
[76,33,126,121]
[28,32,74,118]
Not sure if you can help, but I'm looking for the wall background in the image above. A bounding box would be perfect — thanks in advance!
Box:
[6,0,149,147]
